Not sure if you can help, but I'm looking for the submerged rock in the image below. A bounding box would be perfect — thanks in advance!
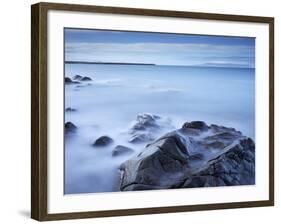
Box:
[93,136,113,147]
[112,145,134,157]
[128,113,173,144]
[65,121,77,134]
[119,122,255,191]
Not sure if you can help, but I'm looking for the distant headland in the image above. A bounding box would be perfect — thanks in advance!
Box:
[65,61,156,66]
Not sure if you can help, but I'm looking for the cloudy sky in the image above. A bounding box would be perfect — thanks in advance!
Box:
[64,28,255,68]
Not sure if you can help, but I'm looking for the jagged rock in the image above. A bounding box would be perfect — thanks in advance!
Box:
[127,113,173,144]
[112,145,134,157]
[65,121,77,134]
[119,122,255,191]
[93,136,113,147]
[65,107,77,112]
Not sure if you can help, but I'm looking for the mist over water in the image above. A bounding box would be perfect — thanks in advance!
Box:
[64,64,255,194]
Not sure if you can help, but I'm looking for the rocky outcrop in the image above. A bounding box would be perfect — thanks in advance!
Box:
[93,136,113,147]
[65,77,80,84]
[81,76,92,81]
[65,121,77,134]
[128,113,173,144]
[119,121,255,191]
[73,75,92,81]
[73,75,83,80]
[112,145,134,157]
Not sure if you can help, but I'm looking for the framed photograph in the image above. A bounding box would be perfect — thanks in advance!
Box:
[31,2,274,221]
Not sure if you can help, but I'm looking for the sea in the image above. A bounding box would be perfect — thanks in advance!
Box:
[64,64,255,194]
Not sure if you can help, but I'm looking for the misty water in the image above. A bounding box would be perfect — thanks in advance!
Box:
[64,64,255,194]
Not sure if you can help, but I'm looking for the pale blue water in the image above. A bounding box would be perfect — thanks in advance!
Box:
[64,64,255,194]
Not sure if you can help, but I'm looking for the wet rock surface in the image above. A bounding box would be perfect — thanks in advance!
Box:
[119,121,255,191]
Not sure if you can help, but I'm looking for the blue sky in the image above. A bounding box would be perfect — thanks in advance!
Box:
[65,28,255,68]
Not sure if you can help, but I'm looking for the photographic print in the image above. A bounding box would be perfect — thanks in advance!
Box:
[31,3,274,220]
[64,28,255,194]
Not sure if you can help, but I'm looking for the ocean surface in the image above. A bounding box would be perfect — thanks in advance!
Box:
[64,64,255,194]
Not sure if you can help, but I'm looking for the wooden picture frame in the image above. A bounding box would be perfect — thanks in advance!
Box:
[31,2,274,221]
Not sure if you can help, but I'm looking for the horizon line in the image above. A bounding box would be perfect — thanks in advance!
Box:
[65,60,254,69]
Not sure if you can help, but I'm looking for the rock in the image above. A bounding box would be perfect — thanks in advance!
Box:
[65,77,72,83]
[112,145,134,157]
[182,121,208,131]
[72,75,92,81]
[81,76,92,81]
[65,121,77,134]
[73,75,83,80]
[129,133,154,144]
[120,131,190,191]
[182,138,255,187]
[93,136,113,147]
[65,77,80,84]
[119,121,255,191]
[65,107,77,112]
[127,113,173,144]
[132,114,161,131]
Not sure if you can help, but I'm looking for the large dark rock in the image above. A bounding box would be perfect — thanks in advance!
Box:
[93,136,113,147]
[128,114,173,144]
[65,121,77,134]
[119,122,255,191]
[112,145,134,157]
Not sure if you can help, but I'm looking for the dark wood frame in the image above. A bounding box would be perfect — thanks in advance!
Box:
[31,2,274,221]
